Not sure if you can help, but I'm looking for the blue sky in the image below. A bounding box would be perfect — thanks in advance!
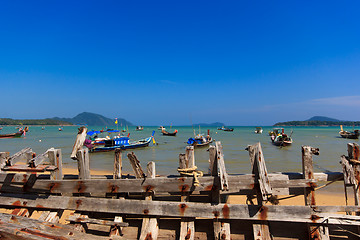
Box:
[1,1,359,125]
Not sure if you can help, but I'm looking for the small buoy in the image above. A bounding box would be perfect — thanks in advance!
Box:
[39,139,42,142]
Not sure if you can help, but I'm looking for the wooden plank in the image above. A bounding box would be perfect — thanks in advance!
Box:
[66,215,129,227]
[215,142,229,191]
[76,149,91,180]
[247,142,272,202]
[71,127,87,159]
[1,165,57,172]
[139,161,159,240]
[253,222,272,240]
[1,194,360,224]
[348,143,360,214]
[27,150,48,168]
[208,145,217,175]
[114,148,122,179]
[214,220,231,240]
[179,147,195,240]
[0,174,320,196]
[48,148,63,180]
[6,147,33,166]
[127,152,145,178]
[0,212,105,240]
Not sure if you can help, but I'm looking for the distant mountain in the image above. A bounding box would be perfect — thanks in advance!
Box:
[0,118,72,126]
[53,112,133,126]
[274,116,359,126]
[307,116,340,122]
[194,122,225,127]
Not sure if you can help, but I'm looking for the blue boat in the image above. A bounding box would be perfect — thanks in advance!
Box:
[89,131,155,152]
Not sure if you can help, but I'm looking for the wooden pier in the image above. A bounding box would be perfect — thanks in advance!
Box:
[1,128,360,239]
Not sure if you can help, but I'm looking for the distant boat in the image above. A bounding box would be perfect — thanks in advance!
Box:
[59,127,63,131]
[136,126,144,131]
[162,129,178,136]
[254,127,263,134]
[158,126,166,131]
[89,131,155,152]
[339,125,359,139]
[187,129,213,147]
[217,126,234,132]
[271,128,293,146]
[87,129,123,146]
[0,127,28,139]
[42,127,45,130]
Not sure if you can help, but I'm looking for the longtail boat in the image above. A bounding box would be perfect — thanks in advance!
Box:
[0,127,28,139]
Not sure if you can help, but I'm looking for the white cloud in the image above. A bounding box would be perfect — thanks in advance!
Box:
[309,96,360,107]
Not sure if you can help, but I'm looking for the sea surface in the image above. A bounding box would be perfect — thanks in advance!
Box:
[0,125,357,178]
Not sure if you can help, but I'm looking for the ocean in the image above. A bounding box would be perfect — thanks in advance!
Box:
[0,125,357,178]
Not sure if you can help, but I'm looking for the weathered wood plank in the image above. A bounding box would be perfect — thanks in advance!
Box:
[215,142,229,191]
[114,149,122,179]
[27,150,48,168]
[253,222,272,240]
[0,194,359,225]
[0,212,107,240]
[0,152,10,173]
[139,161,159,240]
[71,127,87,159]
[214,220,231,240]
[66,215,129,227]
[6,148,33,166]
[48,148,63,180]
[76,149,90,180]
[127,152,145,178]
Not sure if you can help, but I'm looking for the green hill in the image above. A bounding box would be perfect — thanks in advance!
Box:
[53,112,132,126]
[0,118,72,126]
[274,116,359,126]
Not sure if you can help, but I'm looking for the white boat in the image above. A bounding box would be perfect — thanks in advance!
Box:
[254,127,263,134]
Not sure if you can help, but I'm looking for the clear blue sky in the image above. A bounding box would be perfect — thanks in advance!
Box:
[1,1,359,125]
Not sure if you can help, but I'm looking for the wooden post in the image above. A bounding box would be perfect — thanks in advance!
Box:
[212,142,231,240]
[139,161,159,240]
[0,152,9,173]
[302,146,329,240]
[114,149,122,179]
[179,146,195,240]
[71,127,87,159]
[127,152,145,178]
[76,149,91,180]
[109,149,124,237]
[48,149,63,180]
[247,142,273,240]
[347,143,360,210]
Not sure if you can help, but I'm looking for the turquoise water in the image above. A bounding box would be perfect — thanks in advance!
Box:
[0,125,357,177]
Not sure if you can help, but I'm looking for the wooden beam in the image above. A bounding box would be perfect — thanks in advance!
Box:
[48,148,63,181]
[76,149,90,180]
[6,148,33,166]
[0,152,10,173]
[0,194,360,224]
[127,152,145,178]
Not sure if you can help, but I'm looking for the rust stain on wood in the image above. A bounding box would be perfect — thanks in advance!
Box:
[213,211,220,218]
[11,209,20,215]
[75,200,82,209]
[179,184,189,192]
[185,228,191,239]
[178,177,186,182]
[221,233,227,239]
[35,204,45,209]
[143,209,149,215]
[179,203,188,216]
[354,145,360,160]
[144,185,155,193]
[108,184,119,193]
[76,181,86,193]
[145,233,153,240]
[204,184,216,191]
[48,183,60,193]
[222,204,230,219]
[10,215,18,223]
[310,214,321,222]
[12,200,21,206]
[258,206,268,220]
[259,152,262,162]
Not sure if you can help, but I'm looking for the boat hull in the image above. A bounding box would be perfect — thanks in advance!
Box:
[0,131,24,139]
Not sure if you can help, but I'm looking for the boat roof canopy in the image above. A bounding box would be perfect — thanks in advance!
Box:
[87,130,120,136]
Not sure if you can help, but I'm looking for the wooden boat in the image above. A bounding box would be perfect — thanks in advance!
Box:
[254,127,263,134]
[187,130,213,147]
[270,128,293,146]
[0,127,28,139]
[339,125,359,139]
[59,127,63,131]
[162,129,178,136]
[217,126,233,131]
[89,131,155,152]
[87,129,122,146]
[136,126,144,131]
[158,126,166,131]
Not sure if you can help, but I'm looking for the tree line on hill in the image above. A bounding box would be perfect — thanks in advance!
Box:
[274,120,360,126]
